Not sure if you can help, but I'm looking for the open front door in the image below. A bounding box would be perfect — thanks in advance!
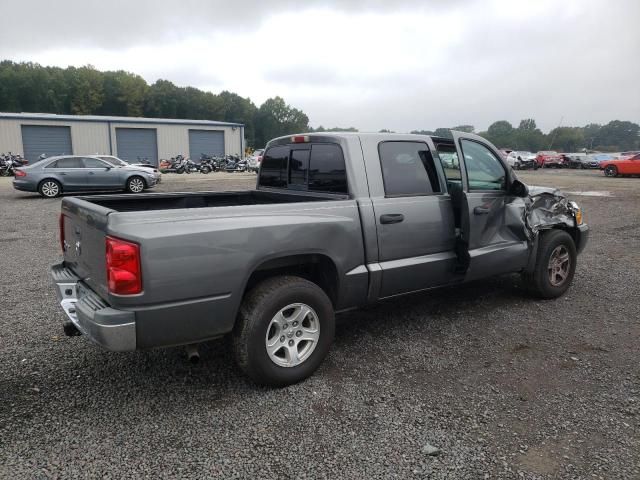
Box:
[451,131,530,281]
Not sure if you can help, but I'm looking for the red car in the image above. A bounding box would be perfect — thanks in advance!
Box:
[600,153,640,177]
[536,151,564,168]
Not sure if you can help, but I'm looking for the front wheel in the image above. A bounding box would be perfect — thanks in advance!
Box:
[126,176,145,193]
[522,230,577,299]
[233,276,335,387]
[604,165,618,177]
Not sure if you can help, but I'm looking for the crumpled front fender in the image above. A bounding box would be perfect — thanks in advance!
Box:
[521,186,587,272]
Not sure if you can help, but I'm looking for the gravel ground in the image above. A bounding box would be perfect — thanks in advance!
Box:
[0,169,638,479]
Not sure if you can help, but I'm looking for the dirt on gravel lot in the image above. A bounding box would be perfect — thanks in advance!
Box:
[0,169,638,479]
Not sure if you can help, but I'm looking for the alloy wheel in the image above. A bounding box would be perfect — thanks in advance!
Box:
[265,303,320,367]
[129,178,144,193]
[41,181,59,197]
[548,245,571,286]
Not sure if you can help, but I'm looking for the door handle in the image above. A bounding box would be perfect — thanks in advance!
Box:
[474,206,490,215]
[380,213,404,224]
[88,171,95,175]
[59,172,67,176]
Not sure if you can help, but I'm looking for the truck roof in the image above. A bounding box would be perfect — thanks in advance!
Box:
[268,132,455,146]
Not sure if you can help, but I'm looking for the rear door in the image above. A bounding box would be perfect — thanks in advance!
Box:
[82,157,121,189]
[366,139,458,297]
[47,157,86,190]
[451,131,529,280]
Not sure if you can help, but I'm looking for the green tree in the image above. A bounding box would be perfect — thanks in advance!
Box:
[547,127,585,152]
[100,70,148,116]
[143,79,180,118]
[596,120,640,151]
[254,96,309,147]
[65,65,104,115]
[481,120,514,148]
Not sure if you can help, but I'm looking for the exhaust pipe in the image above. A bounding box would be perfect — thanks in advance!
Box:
[185,344,200,364]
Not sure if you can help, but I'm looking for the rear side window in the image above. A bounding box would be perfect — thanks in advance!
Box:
[379,142,441,196]
[308,144,347,193]
[259,143,348,194]
[260,146,288,187]
[48,157,83,168]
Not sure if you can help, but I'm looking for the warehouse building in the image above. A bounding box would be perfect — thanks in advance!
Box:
[0,112,245,166]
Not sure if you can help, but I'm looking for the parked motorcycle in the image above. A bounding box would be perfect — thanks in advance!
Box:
[159,155,189,174]
[0,152,28,176]
[224,155,248,173]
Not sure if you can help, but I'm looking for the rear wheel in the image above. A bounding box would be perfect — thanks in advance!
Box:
[604,165,618,177]
[38,179,61,198]
[233,276,335,387]
[126,176,145,193]
[522,230,577,299]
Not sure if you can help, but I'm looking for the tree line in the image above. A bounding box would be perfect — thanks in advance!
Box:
[1,61,638,152]
[409,119,640,153]
[0,61,308,148]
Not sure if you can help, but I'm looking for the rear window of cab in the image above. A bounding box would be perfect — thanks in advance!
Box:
[259,143,348,194]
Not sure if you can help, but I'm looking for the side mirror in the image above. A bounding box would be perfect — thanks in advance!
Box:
[509,178,529,197]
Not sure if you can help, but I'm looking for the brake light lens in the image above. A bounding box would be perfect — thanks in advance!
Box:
[15,170,26,177]
[59,214,65,252]
[106,236,142,295]
[291,135,310,143]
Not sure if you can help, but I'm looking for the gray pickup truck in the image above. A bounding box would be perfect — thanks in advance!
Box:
[51,131,589,386]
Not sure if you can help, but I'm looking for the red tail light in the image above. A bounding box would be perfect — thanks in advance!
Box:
[291,135,310,143]
[59,214,65,252]
[15,170,26,177]
[106,236,142,295]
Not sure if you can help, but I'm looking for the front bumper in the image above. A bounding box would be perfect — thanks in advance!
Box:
[575,223,589,254]
[51,263,136,351]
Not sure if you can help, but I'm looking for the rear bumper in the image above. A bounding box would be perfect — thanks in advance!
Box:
[51,263,136,351]
[12,180,35,192]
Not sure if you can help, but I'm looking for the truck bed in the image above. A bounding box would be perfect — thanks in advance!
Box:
[84,189,340,212]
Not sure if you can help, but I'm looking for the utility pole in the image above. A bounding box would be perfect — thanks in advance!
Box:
[547,116,564,150]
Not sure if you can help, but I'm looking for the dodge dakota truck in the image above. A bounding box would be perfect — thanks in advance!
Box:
[51,131,589,386]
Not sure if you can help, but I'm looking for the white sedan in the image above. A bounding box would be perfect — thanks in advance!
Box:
[506,151,537,170]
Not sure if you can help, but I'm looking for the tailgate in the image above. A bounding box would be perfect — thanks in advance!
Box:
[61,197,114,300]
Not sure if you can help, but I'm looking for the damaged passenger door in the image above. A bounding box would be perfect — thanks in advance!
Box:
[451,131,530,281]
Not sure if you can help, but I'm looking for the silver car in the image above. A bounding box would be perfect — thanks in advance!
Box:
[98,155,162,184]
[13,155,158,198]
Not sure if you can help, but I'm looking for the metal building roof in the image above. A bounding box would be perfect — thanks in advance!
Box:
[0,112,244,127]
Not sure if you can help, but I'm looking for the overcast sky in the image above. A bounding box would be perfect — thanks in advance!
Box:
[1,0,638,132]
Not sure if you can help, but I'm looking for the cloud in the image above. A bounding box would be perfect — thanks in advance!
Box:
[0,0,638,132]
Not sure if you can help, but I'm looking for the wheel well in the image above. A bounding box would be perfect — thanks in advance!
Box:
[244,254,339,307]
[127,175,146,187]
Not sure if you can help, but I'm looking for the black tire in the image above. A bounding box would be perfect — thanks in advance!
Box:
[522,230,577,299]
[233,275,335,387]
[126,176,146,193]
[604,165,618,177]
[38,179,62,198]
